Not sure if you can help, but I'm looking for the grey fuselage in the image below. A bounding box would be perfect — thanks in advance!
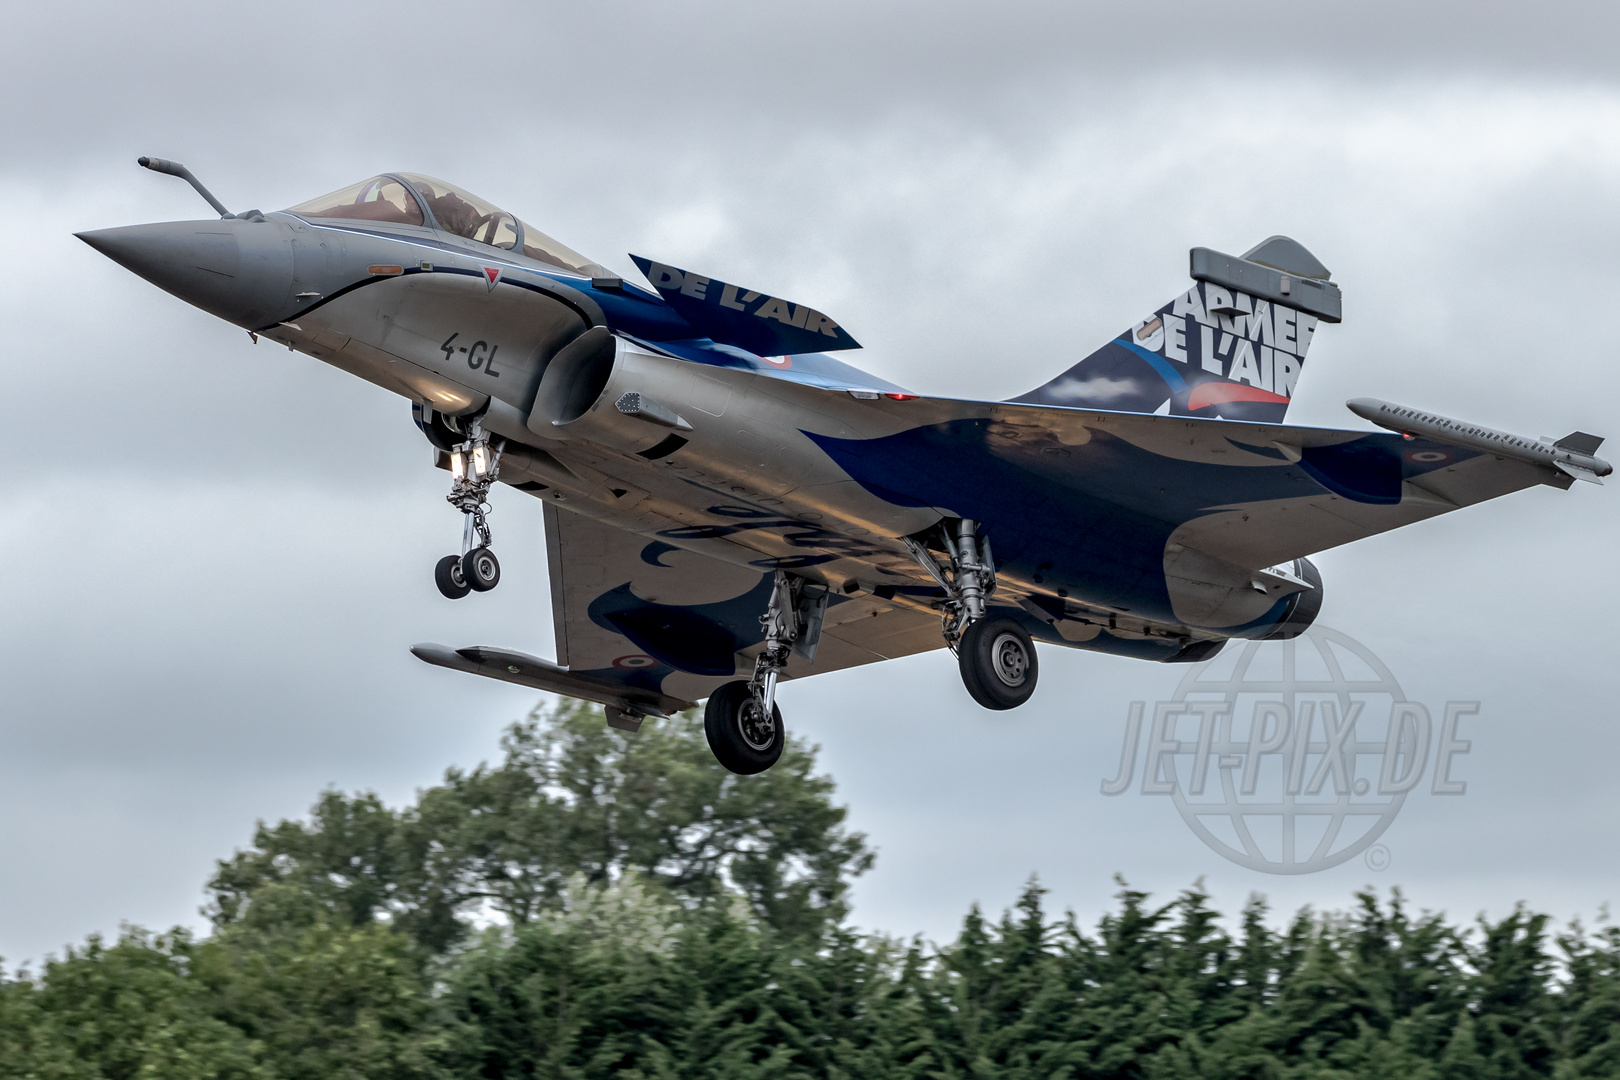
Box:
[78,207,1338,660]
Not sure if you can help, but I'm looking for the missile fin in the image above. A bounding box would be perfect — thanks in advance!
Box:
[1555,459,1605,485]
[1555,431,1605,454]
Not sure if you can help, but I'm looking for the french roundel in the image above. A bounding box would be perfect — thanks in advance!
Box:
[762,355,792,369]
[1407,449,1452,465]
[612,655,658,669]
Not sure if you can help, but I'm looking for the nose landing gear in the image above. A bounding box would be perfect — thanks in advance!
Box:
[434,421,504,600]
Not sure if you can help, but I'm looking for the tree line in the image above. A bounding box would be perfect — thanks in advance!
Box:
[1,702,1617,1078]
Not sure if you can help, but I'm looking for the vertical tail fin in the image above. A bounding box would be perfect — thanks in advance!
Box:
[1011,236,1342,423]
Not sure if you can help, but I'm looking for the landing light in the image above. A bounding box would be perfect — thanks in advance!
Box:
[472,445,493,478]
[450,452,467,481]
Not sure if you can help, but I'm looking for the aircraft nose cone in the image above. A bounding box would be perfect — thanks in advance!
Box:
[77,219,292,328]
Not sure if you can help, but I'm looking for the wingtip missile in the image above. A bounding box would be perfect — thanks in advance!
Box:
[1347,397,1611,484]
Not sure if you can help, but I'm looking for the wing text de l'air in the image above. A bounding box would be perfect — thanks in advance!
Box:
[630,255,861,356]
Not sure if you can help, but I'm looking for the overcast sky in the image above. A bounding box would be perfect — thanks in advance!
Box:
[3,0,1619,963]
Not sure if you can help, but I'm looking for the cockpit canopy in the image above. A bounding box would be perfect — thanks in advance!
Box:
[286,173,595,274]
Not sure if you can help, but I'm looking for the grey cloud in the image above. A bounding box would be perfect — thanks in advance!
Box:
[0,3,1617,961]
[8,1,1620,181]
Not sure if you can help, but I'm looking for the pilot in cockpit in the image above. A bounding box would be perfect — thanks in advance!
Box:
[288,173,595,274]
[410,180,479,239]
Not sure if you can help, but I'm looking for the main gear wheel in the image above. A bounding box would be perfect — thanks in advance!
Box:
[704,680,785,775]
[958,616,1039,710]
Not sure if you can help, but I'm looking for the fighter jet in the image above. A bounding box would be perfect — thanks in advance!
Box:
[78,158,1609,774]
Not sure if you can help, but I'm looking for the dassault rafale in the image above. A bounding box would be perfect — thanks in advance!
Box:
[79,158,1610,774]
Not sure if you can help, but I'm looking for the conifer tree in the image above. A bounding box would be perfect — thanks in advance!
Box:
[5,701,1620,1079]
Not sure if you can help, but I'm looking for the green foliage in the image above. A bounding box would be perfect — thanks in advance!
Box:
[3,699,1620,1079]
[0,897,445,1080]
[195,884,446,1080]
[207,701,871,951]
[437,873,916,1079]
[0,929,262,1080]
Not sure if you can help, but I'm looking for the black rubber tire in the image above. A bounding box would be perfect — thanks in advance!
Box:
[703,680,785,775]
[435,554,471,599]
[462,547,501,592]
[958,616,1039,710]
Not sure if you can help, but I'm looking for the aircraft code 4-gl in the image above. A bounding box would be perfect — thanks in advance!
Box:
[440,332,502,377]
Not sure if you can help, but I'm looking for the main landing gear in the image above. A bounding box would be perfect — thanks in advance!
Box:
[434,419,504,600]
[905,519,1038,711]
[704,572,828,775]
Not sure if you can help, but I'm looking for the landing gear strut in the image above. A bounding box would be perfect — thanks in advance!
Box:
[905,519,1038,710]
[435,420,504,600]
[704,572,827,774]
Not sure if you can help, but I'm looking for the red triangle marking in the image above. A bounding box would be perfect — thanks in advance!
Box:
[484,267,500,284]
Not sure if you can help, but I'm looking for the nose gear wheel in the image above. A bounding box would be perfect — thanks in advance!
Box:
[462,547,501,592]
[434,554,471,600]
